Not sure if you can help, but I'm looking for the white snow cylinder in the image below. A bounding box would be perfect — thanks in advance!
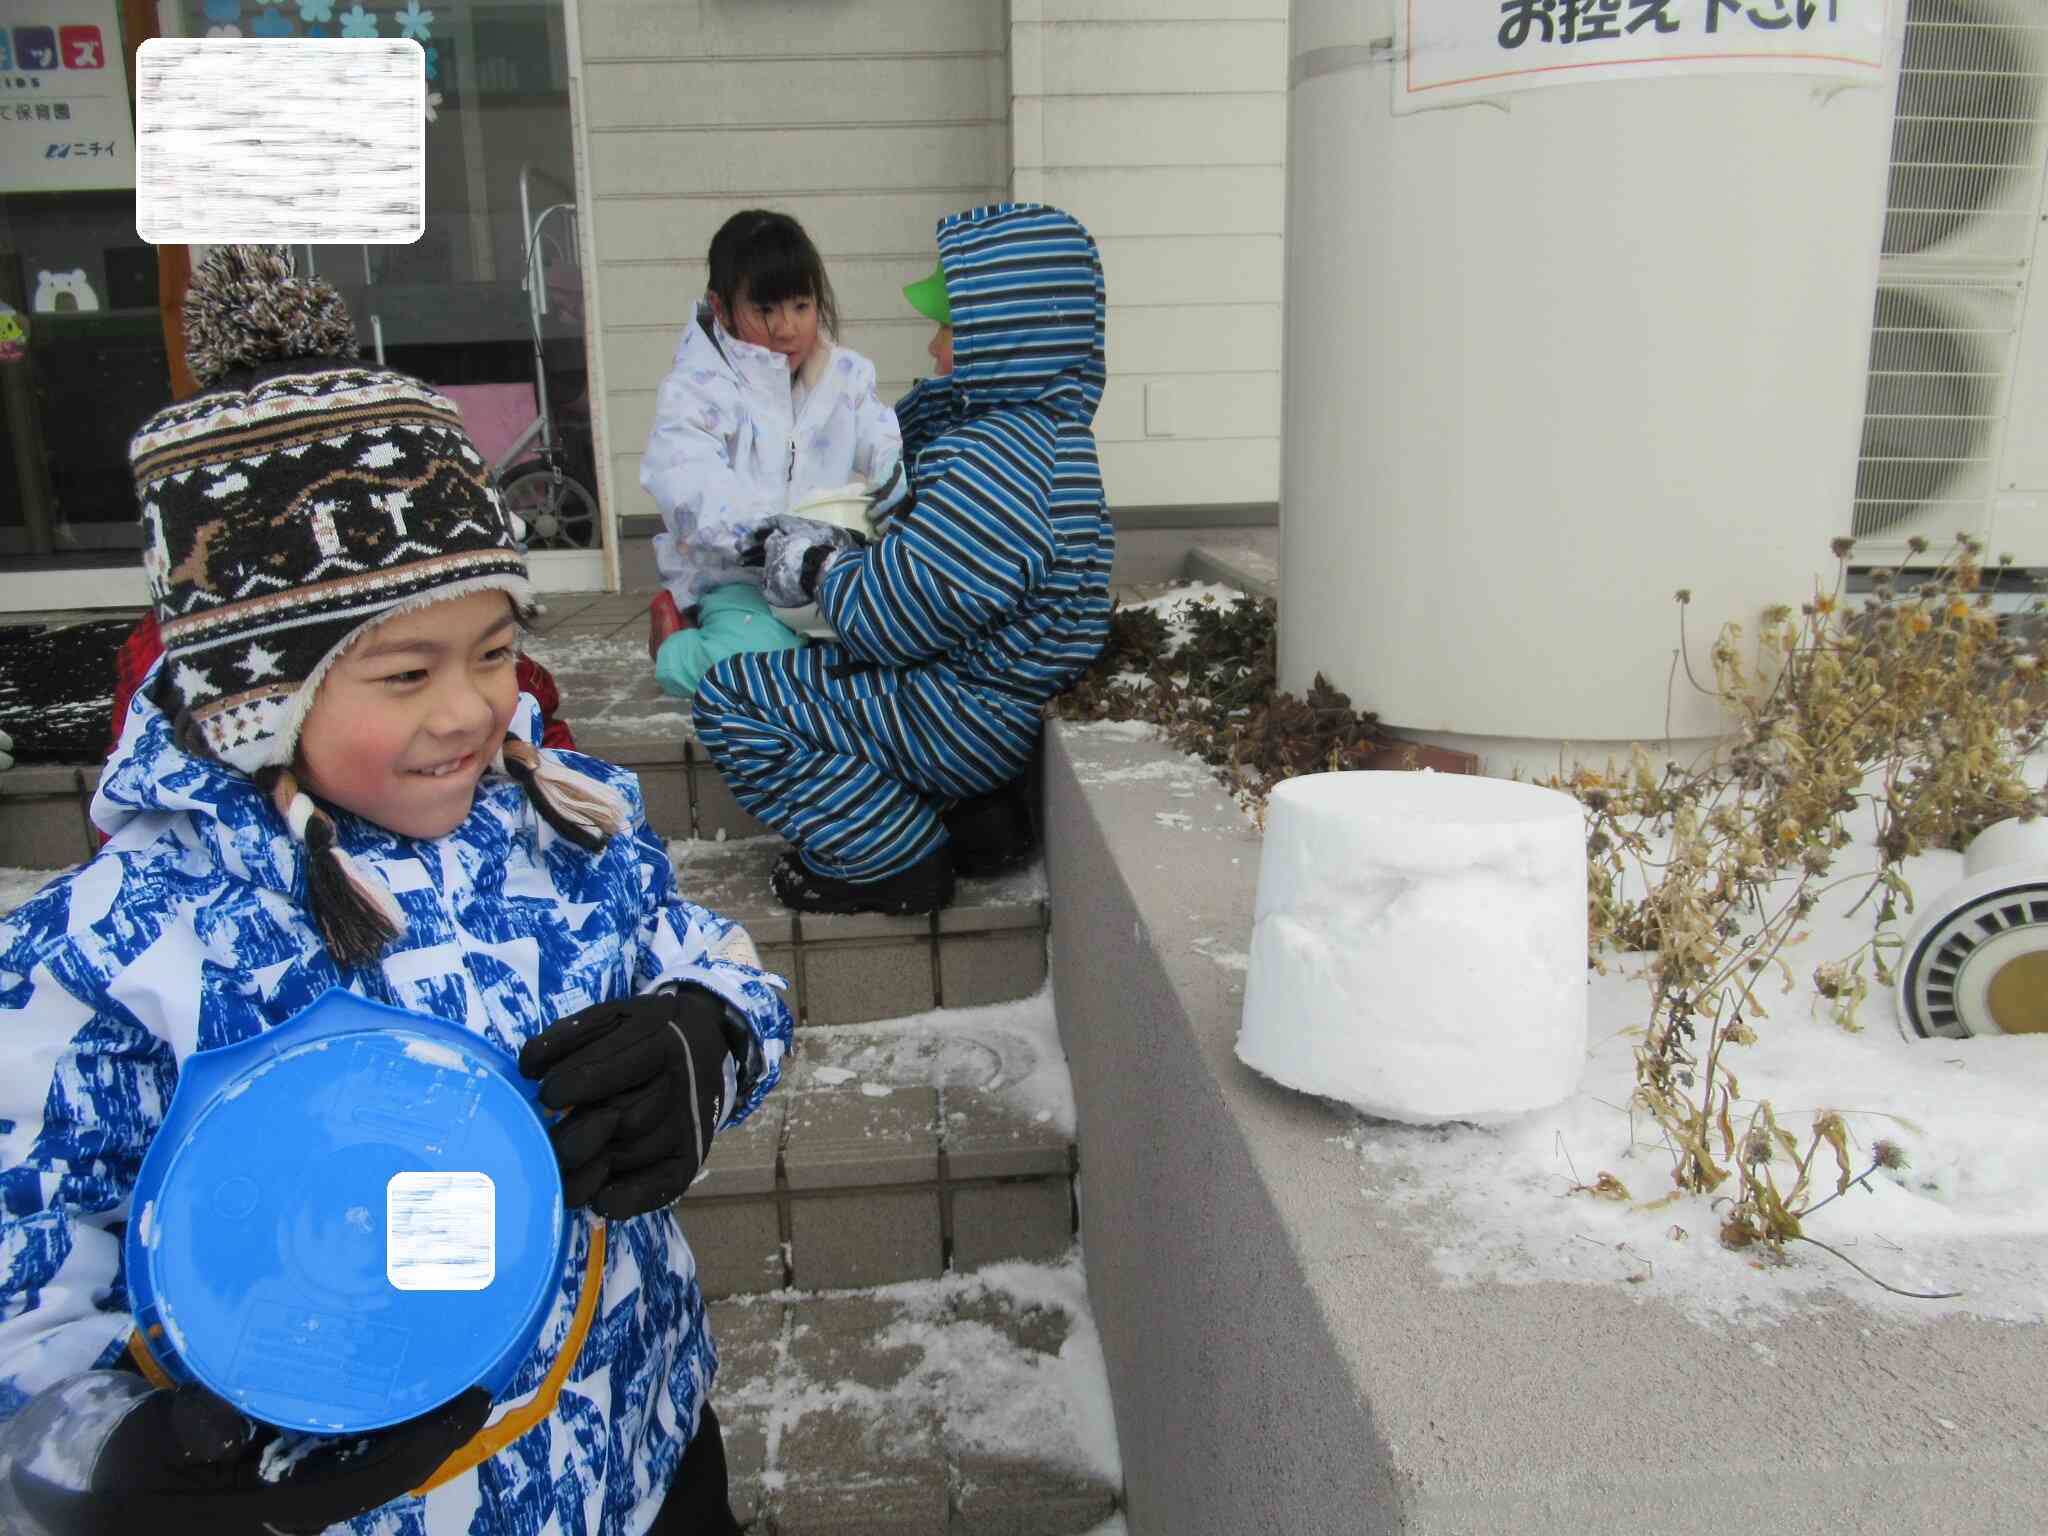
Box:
[1280,0,1903,765]
[1236,771,1587,1124]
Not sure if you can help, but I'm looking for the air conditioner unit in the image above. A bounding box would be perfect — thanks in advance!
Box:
[1852,0,2048,567]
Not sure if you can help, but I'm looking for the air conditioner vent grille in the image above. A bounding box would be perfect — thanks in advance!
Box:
[1854,281,2019,538]
[1884,4,2048,257]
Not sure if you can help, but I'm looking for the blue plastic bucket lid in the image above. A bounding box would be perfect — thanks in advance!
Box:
[126,990,567,1433]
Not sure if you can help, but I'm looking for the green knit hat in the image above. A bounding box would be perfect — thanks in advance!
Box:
[902,262,950,325]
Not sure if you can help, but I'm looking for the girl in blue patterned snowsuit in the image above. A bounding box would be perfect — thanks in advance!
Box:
[0,248,791,1536]
[694,203,1114,916]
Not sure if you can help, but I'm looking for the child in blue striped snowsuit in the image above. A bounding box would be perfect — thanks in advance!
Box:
[693,203,1114,915]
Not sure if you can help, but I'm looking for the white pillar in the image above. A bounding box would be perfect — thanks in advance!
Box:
[1281,0,1904,779]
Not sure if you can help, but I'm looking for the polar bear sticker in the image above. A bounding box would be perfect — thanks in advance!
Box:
[32,269,100,314]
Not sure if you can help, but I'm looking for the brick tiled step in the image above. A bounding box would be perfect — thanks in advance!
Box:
[0,740,715,868]
[680,994,1076,1298]
[0,763,103,868]
[710,1261,1121,1535]
[673,837,1049,1028]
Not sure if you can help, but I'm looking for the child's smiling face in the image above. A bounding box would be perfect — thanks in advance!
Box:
[296,592,522,840]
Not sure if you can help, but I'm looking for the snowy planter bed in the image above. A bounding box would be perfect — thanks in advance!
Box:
[1043,717,2048,1536]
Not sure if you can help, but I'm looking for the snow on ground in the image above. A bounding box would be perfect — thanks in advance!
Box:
[0,866,64,916]
[1330,746,2048,1326]
[516,631,642,672]
[1063,719,1163,742]
[891,1256,1121,1487]
[797,984,1076,1136]
[722,1252,1122,1492]
[576,712,694,737]
[1113,581,1245,652]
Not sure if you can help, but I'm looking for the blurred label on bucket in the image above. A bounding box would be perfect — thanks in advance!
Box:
[387,1172,497,1292]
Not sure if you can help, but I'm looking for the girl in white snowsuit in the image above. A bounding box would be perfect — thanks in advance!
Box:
[639,210,908,697]
[0,247,791,1536]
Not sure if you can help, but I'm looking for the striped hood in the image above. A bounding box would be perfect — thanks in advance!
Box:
[937,203,1105,427]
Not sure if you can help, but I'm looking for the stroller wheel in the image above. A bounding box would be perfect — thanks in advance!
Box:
[501,465,599,550]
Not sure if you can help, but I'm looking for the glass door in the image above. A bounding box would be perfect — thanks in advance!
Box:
[0,0,597,613]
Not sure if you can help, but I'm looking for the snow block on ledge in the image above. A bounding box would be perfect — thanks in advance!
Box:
[1237,771,1588,1124]
[1045,719,2048,1536]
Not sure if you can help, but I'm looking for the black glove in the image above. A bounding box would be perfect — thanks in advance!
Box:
[518,987,747,1220]
[742,515,865,607]
[9,1379,491,1536]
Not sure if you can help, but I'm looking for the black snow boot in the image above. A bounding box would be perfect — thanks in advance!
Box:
[771,845,955,917]
[941,777,1036,879]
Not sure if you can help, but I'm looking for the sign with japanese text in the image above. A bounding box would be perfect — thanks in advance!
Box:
[1396,0,1892,114]
[0,0,131,190]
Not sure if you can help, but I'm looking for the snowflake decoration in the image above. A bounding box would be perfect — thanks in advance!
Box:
[206,22,241,36]
[338,3,376,36]
[395,0,433,40]
[251,5,293,36]
[296,0,332,19]
[424,45,438,81]
[424,88,442,124]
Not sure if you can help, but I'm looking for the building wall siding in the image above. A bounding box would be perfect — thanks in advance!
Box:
[580,0,1010,529]
[1013,0,1287,509]
[580,0,1285,531]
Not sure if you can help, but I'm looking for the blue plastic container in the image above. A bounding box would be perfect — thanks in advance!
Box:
[125,990,568,1433]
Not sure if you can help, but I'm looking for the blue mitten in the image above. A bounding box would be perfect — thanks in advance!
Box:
[653,582,807,698]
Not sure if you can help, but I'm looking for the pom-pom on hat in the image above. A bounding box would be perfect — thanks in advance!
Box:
[132,245,534,775]
[128,246,624,968]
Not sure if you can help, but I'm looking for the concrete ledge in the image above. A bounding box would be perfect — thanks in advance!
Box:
[1042,718,2048,1535]
[1183,541,1278,601]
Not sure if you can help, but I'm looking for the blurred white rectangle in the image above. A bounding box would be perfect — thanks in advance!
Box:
[135,39,424,245]
[386,1171,496,1292]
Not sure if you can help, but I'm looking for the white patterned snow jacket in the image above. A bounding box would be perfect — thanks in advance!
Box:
[0,683,792,1536]
[640,304,905,605]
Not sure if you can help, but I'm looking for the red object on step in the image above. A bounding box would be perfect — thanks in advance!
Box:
[105,612,579,764]
[648,590,694,663]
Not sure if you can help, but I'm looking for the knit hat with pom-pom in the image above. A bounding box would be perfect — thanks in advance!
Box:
[128,246,623,968]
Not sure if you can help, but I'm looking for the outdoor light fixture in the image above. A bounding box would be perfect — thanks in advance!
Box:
[1896,817,2048,1042]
